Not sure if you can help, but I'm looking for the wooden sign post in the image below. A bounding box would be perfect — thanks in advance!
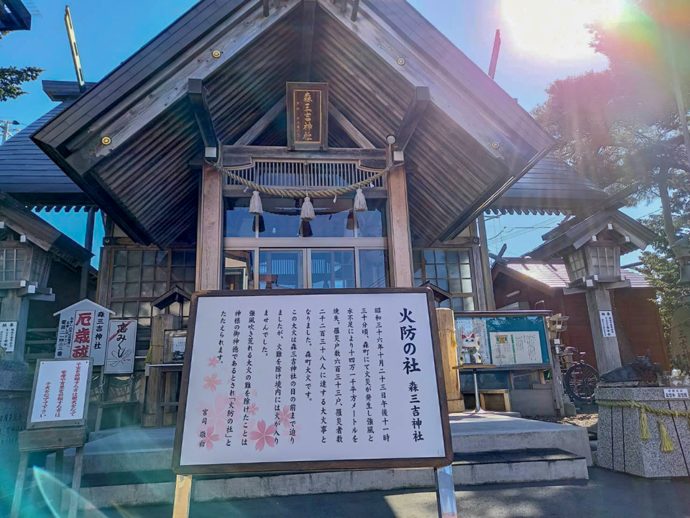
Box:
[171,288,456,517]
[10,358,92,518]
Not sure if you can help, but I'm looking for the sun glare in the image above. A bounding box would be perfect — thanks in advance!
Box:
[501,0,624,61]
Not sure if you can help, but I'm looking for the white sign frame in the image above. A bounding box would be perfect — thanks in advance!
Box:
[663,388,689,399]
[103,319,137,374]
[27,359,92,430]
[599,310,616,338]
[0,321,18,353]
[173,288,453,475]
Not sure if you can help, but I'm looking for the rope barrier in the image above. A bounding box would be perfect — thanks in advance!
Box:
[599,399,690,452]
[210,161,391,199]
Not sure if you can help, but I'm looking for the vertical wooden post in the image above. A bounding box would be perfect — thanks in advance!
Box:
[436,308,464,413]
[196,163,223,291]
[0,290,30,362]
[386,164,413,287]
[585,286,622,374]
[142,313,178,427]
[9,452,28,518]
[79,207,95,300]
[172,474,193,518]
[476,215,496,310]
[67,446,84,518]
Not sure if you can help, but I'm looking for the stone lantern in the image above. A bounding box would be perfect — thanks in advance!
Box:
[529,209,656,374]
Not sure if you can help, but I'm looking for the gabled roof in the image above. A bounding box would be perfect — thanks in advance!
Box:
[33,0,554,247]
[53,298,114,317]
[488,155,608,215]
[0,103,91,208]
[493,258,651,292]
[528,209,657,259]
[0,193,92,268]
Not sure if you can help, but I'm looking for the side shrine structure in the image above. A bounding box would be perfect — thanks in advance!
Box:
[0,0,666,509]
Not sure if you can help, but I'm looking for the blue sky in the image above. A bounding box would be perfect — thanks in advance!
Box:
[0,0,652,264]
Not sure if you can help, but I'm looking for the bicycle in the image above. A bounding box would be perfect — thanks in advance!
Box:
[558,346,599,404]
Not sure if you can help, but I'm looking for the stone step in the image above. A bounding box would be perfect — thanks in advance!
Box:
[68,448,587,510]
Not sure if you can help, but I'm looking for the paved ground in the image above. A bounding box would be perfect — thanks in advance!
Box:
[92,468,690,518]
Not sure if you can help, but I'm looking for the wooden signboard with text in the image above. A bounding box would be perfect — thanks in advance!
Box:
[173,288,452,475]
[286,82,328,151]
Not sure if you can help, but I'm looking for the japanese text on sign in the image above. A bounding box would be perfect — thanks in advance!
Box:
[104,319,137,374]
[176,291,449,473]
[29,359,90,428]
[0,321,17,353]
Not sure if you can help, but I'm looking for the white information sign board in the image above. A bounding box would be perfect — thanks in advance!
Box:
[663,388,689,399]
[599,310,616,337]
[103,319,137,374]
[28,359,91,429]
[53,299,114,364]
[0,321,17,353]
[174,289,451,474]
[489,331,543,366]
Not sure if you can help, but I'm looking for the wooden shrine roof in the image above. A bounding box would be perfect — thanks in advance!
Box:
[528,209,658,259]
[488,155,608,215]
[32,0,556,247]
[0,193,92,268]
[0,101,94,210]
[492,259,651,292]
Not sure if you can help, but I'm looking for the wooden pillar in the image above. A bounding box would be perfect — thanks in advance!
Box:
[386,164,413,287]
[142,313,179,427]
[195,163,223,291]
[79,208,95,300]
[0,290,29,362]
[585,286,622,374]
[436,308,464,413]
[476,215,496,310]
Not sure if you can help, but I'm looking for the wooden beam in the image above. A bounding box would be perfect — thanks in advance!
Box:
[386,164,414,287]
[222,145,386,162]
[300,0,317,80]
[188,79,218,159]
[262,0,270,17]
[395,86,430,151]
[350,0,360,21]
[233,97,284,146]
[61,0,301,174]
[329,104,375,149]
[196,163,223,290]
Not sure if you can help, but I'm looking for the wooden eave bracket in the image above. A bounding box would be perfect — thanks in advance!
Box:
[188,78,218,161]
[395,86,431,152]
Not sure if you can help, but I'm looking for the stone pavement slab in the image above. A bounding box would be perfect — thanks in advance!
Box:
[88,468,689,518]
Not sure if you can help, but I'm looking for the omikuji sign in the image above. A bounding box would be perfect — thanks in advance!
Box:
[173,289,452,474]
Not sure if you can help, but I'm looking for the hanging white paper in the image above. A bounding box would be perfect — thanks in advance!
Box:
[599,311,616,338]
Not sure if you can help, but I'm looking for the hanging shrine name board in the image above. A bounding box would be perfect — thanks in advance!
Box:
[173,288,452,475]
[287,82,328,151]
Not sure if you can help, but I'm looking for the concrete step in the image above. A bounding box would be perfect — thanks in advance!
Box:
[70,448,587,510]
[452,448,588,485]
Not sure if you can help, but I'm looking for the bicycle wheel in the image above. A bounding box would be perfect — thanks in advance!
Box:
[564,363,599,403]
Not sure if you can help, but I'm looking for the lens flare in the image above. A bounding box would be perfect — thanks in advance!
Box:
[501,0,625,61]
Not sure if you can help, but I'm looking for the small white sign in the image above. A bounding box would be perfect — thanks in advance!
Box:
[54,299,114,361]
[0,321,17,353]
[104,319,137,374]
[70,310,95,359]
[599,311,616,338]
[55,314,75,358]
[663,388,689,399]
[29,359,90,428]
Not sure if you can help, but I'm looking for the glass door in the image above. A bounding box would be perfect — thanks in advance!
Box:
[309,249,356,289]
[258,250,305,289]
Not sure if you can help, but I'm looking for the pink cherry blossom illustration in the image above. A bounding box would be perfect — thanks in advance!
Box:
[203,426,220,449]
[208,356,219,367]
[203,373,221,391]
[248,402,259,415]
[278,405,291,429]
[249,419,276,451]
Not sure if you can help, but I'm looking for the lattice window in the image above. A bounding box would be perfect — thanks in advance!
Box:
[413,249,475,311]
[0,247,27,282]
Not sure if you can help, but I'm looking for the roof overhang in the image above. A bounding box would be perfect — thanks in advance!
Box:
[0,0,31,31]
[33,0,553,247]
